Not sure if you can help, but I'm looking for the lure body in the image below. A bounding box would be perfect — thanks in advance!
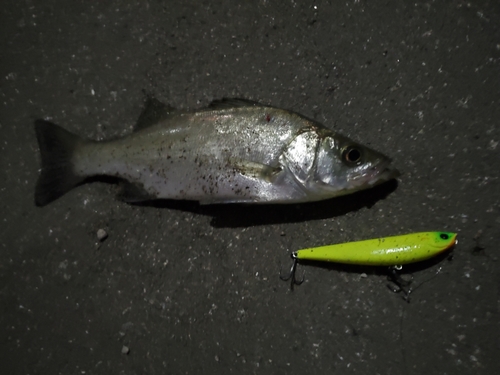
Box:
[295,232,457,266]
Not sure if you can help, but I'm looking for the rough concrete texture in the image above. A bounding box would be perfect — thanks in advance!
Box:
[1,1,499,374]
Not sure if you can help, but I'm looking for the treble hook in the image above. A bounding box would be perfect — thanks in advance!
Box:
[280,252,305,288]
[387,265,413,302]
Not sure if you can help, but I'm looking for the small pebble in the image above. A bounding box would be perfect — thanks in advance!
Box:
[121,345,130,355]
[360,273,368,278]
[97,229,108,241]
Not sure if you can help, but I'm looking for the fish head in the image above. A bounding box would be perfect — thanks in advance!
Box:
[312,134,399,196]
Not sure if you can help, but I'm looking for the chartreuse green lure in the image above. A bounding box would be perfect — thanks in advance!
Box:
[295,232,457,266]
[280,232,457,288]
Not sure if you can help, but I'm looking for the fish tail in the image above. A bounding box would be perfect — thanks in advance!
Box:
[34,119,86,206]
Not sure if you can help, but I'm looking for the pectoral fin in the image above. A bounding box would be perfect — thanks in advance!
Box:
[231,159,283,182]
[196,160,283,205]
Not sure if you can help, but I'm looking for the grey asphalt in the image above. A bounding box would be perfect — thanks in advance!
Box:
[1,1,499,374]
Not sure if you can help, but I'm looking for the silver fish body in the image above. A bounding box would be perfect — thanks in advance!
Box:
[34,99,398,206]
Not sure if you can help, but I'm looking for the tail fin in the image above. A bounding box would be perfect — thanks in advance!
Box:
[34,120,86,206]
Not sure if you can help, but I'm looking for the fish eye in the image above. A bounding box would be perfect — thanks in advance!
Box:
[342,146,362,164]
[440,233,449,240]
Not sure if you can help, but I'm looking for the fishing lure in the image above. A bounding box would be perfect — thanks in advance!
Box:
[280,232,457,291]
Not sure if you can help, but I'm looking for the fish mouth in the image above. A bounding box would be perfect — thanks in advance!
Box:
[357,160,400,188]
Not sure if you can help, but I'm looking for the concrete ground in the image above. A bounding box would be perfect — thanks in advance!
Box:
[1,1,499,374]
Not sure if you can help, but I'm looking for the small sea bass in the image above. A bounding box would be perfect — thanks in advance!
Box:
[34,98,399,206]
[294,232,457,266]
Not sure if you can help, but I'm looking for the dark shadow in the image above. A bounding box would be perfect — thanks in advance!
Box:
[78,177,398,227]
[136,179,399,228]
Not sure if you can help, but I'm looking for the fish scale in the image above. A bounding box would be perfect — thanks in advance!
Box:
[34,98,399,206]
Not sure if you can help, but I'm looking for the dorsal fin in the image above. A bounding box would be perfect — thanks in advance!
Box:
[208,98,262,110]
[135,97,177,131]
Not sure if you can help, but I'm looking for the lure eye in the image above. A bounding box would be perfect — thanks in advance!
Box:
[440,233,449,240]
[342,146,362,164]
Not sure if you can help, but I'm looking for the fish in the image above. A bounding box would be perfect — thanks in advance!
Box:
[34,98,399,206]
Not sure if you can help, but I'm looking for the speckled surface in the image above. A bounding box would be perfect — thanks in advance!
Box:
[1,1,499,374]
